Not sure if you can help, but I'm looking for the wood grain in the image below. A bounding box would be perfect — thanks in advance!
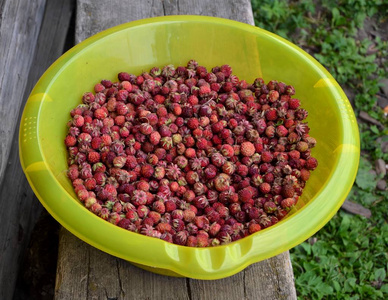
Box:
[57,229,297,300]
[56,0,297,299]
[0,0,74,298]
[0,0,46,185]
[75,0,254,44]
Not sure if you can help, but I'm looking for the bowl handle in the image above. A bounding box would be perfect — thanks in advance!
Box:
[19,93,46,171]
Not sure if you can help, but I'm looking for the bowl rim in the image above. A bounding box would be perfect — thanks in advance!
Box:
[19,15,360,279]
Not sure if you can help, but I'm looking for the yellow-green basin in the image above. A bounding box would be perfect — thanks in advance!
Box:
[19,16,360,280]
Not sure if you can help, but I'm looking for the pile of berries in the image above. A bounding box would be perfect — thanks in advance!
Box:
[65,60,318,247]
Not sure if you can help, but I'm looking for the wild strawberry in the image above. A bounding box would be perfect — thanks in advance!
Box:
[222,161,236,175]
[82,92,95,104]
[160,137,173,150]
[240,142,255,157]
[296,141,309,153]
[72,115,85,127]
[248,223,261,234]
[84,178,96,190]
[94,108,108,120]
[156,222,172,234]
[306,157,318,170]
[84,196,97,209]
[237,187,251,202]
[187,118,199,130]
[194,138,207,150]
[148,211,161,224]
[131,190,147,206]
[87,151,100,163]
[267,90,279,102]
[214,173,230,192]
[173,230,188,245]
[139,123,153,135]
[281,198,295,211]
[303,136,317,148]
[276,125,288,137]
[300,168,310,181]
[295,108,308,120]
[219,64,232,77]
[220,144,234,158]
[65,135,77,147]
[193,182,207,196]
[265,108,278,121]
[263,201,277,214]
[259,182,271,194]
[192,195,208,209]
[67,167,79,181]
[261,151,273,163]
[196,234,209,247]
[288,98,300,109]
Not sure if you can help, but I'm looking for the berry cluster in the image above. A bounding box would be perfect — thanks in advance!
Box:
[65,60,318,247]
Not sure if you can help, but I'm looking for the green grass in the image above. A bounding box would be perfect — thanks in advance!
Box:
[251,0,388,298]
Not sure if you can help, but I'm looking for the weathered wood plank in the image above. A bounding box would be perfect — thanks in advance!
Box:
[244,252,296,299]
[56,228,191,299]
[75,0,254,44]
[116,254,190,300]
[56,1,297,299]
[0,0,46,185]
[0,0,74,299]
[55,228,89,300]
[58,228,297,300]
[187,252,296,300]
[75,0,163,44]
[161,0,255,25]
[189,271,245,300]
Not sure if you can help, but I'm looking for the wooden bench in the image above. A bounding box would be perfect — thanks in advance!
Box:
[0,0,74,298]
[55,1,297,299]
[0,0,297,298]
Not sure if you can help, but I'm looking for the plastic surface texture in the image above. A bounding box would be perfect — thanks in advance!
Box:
[19,16,360,280]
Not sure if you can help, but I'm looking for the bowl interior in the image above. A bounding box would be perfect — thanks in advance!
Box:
[20,16,359,279]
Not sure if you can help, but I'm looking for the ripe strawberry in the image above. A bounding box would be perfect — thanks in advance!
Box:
[306,157,318,170]
[94,108,108,120]
[65,135,77,147]
[281,198,295,211]
[276,125,288,137]
[220,144,234,158]
[156,222,172,234]
[261,151,273,163]
[259,182,271,194]
[300,168,310,181]
[187,118,199,130]
[248,223,261,234]
[238,187,254,203]
[263,201,277,214]
[240,142,255,157]
[265,108,278,121]
[288,98,301,109]
[72,115,84,127]
[196,234,209,247]
[88,151,100,163]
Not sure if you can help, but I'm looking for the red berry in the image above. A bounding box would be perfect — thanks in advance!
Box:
[288,98,301,109]
[240,142,255,157]
[65,135,77,147]
[220,144,234,158]
[88,151,100,163]
[259,182,271,194]
[248,223,261,234]
[265,108,277,121]
[306,157,318,170]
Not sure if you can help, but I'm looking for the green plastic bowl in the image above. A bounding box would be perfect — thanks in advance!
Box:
[19,16,360,280]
